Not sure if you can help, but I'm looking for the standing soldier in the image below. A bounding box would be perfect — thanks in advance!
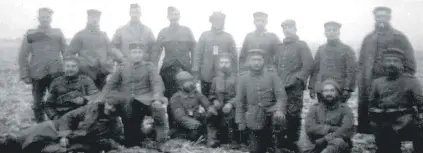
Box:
[357,6,416,134]
[304,79,355,153]
[152,6,196,99]
[192,12,238,98]
[18,8,67,122]
[44,57,99,120]
[100,43,168,150]
[368,48,423,153]
[112,3,155,61]
[66,9,123,89]
[235,49,287,153]
[238,12,280,73]
[309,21,356,103]
[275,19,314,153]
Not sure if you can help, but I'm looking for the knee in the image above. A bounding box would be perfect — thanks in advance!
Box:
[328,138,347,146]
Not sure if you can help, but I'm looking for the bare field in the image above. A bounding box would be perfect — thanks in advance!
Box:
[0,41,421,153]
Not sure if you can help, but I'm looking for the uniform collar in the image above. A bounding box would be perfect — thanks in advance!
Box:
[86,24,100,32]
[323,102,340,110]
[283,35,299,44]
[249,68,264,77]
[327,39,341,46]
[254,29,267,36]
[374,23,393,33]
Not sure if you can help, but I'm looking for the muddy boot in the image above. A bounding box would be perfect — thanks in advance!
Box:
[206,126,219,148]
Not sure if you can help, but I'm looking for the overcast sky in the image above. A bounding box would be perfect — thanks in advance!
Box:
[0,0,422,50]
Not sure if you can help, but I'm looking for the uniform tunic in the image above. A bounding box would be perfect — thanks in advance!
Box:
[44,74,99,120]
[238,30,280,72]
[209,72,237,104]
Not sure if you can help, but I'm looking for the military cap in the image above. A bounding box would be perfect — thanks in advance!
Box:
[321,79,341,93]
[209,11,226,21]
[253,11,268,19]
[87,9,101,16]
[176,71,194,83]
[382,48,405,59]
[168,6,179,14]
[324,21,342,29]
[281,19,296,27]
[128,43,145,51]
[373,6,392,14]
[38,7,53,15]
[62,56,80,65]
[130,3,141,9]
[218,52,232,60]
[247,49,265,57]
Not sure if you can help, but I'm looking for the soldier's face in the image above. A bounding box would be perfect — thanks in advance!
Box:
[322,84,338,103]
[283,25,297,37]
[63,60,79,77]
[87,15,100,26]
[104,102,117,116]
[248,55,265,71]
[374,11,391,27]
[325,27,340,40]
[130,8,142,19]
[38,14,52,27]
[383,56,403,75]
[211,19,225,30]
[254,18,267,30]
[219,57,231,71]
[130,49,145,62]
[167,11,180,23]
[182,80,196,93]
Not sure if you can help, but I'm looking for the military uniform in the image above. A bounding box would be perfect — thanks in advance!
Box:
[357,6,416,133]
[309,22,357,103]
[192,12,238,98]
[238,12,280,73]
[170,71,216,141]
[66,9,123,89]
[304,102,355,153]
[18,8,67,122]
[235,49,288,153]
[102,61,169,147]
[275,20,314,152]
[44,74,99,120]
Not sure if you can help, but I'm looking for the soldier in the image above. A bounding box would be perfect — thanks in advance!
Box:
[0,91,126,153]
[238,11,280,73]
[275,19,314,153]
[368,48,423,153]
[304,79,355,153]
[44,57,99,120]
[18,7,67,123]
[357,6,416,134]
[170,71,218,143]
[66,9,123,89]
[309,21,357,103]
[152,6,196,100]
[192,12,238,98]
[207,52,241,148]
[112,3,155,61]
[99,43,169,149]
[235,49,287,153]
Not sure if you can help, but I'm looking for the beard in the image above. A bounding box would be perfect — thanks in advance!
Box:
[384,65,402,78]
[322,95,337,105]
[182,84,196,93]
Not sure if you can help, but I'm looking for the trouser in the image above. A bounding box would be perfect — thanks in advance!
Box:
[249,115,283,153]
[370,112,423,153]
[171,113,208,141]
[121,99,169,147]
[306,138,351,153]
[201,81,212,98]
[32,75,55,123]
[282,80,304,152]
[94,72,108,90]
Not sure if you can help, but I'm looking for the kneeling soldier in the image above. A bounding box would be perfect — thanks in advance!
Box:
[170,71,218,143]
[368,48,423,153]
[235,49,288,153]
[305,79,355,153]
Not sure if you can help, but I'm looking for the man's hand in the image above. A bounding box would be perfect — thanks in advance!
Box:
[59,137,69,147]
[309,91,316,99]
[152,100,163,109]
[222,103,233,114]
[207,106,218,116]
[22,77,32,84]
[72,97,85,105]
[238,123,246,131]
[213,100,222,109]
[273,110,286,123]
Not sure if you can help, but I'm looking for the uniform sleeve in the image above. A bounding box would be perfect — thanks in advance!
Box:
[148,64,165,99]
[83,77,100,95]
[272,73,288,113]
[343,46,357,91]
[208,77,218,101]
[45,80,59,119]
[65,32,82,57]
[111,28,123,50]
[368,80,380,109]
[18,31,31,79]
[188,28,197,68]
[296,41,314,82]
[57,106,86,137]
[235,76,247,124]
[103,32,124,63]
[238,34,250,73]
[305,105,331,138]
[146,28,156,62]
[170,95,199,129]
[228,78,238,105]
[58,29,68,55]
[410,78,423,108]
[397,34,416,75]
[331,106,355,139]
[102,66,123,93]
[269,33,280,69]
[192,32,206,72]
[308,48,321,91]
[197,92,211,108]
[227,34,239,74]
[151,29,165,65]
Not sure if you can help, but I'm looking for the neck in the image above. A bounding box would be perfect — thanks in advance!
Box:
[38,24,51,29]
[86,24,99,31]
[375,23,392,32]
[170,22,179,27]
[212,27,223,32]
[250,68,264,76]
[283,34,299,43]
[130,18,141,24]
[256,28,266,33]
[327,39,340,45]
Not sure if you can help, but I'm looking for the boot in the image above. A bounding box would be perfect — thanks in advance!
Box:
[206,125,219,148]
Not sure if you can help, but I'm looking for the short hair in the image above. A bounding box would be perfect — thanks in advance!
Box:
[130,3,140,9]
[324,21,342,29]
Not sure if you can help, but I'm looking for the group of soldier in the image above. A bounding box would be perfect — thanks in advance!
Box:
[0,3,421,153]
